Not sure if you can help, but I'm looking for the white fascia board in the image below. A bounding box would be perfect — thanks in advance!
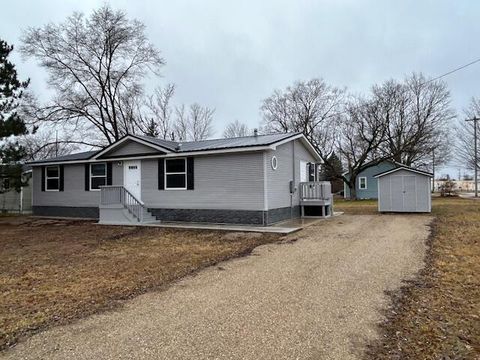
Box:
[269,134,322,162]
[92,135,172,159]
[373,167,433,178]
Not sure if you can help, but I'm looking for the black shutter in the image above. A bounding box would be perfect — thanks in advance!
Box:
[107,163,113,185]
[308,163,315,181]
[41,166,45,191]
[85,164,90,191]
[59,165,64,191]
[187,157,194,190]
[158,159,165,190]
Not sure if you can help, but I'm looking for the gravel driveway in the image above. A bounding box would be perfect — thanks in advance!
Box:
[2,214,431,360]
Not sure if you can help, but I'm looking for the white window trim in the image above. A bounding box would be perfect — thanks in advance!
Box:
[359,176,367,190]
[165,158,187,190]
[90,163,107,191]
[45,165,60,191]
[271,156,278,170]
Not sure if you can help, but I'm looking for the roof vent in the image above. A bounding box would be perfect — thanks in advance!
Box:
[175,143,182,151]
[254,128,258,137]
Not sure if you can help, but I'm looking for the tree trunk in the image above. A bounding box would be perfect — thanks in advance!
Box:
[348,178,357,200]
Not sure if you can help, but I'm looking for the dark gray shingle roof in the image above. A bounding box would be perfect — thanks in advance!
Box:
[28,150,99,164]
[136,132,299,152]
[29,132,301,164]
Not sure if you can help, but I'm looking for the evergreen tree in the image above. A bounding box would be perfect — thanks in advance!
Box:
[0,39,30,192]
[321,153,344,193]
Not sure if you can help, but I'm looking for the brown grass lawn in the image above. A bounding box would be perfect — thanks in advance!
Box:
[338,197,480,359]
[0,217,282,350]
[334,198,378,215]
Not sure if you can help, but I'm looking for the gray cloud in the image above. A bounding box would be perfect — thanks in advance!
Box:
[2,0,479,174]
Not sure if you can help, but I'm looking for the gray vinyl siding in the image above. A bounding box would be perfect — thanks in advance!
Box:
[378,169,431,212]
[31,139,316,217]
[102,140,161,157]
[22,176,33,212]
[32,162,122,207]
[142,152,265,210]
[265,140,317,210]
[0,189,21,212]
[0,174,32,213]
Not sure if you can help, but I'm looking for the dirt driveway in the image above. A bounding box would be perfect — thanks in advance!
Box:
[1,214,431,360]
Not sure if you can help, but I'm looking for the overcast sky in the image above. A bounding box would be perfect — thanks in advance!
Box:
[2,0,480,175]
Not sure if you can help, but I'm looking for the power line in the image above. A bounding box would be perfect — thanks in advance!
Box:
[326,56,480,119]
[425,57,480,84]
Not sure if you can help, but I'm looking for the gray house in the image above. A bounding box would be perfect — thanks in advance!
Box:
[343,160,399,199]
[29,132,332,226]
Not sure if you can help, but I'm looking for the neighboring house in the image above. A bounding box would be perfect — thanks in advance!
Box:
[28,132,332,225]
[343,160,398,199]
[0,166,33,214]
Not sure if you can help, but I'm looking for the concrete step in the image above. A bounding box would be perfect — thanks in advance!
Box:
[100,205,159,225]
[142,208,158,223]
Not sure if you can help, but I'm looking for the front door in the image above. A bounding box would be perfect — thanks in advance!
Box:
[124,160,141,200]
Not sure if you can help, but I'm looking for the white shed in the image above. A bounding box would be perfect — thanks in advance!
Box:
[374,167,432,213]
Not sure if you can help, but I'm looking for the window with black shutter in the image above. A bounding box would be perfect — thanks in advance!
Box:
[45,165,60,191]
[165,158,187,189]
[89,163,107,190]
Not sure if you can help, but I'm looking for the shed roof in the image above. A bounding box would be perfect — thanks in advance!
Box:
[373,166,433,178]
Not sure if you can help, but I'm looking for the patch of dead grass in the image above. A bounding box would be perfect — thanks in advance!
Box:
[366,197,480,359]
[0,218,281,350]
[334,198,378,215]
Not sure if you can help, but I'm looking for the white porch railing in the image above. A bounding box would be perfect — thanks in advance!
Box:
[299,181,332,201]
[100,185,144,222]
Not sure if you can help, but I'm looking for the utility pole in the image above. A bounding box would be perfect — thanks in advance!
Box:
[466,117,479,197]
[55,130,58,157]
[432,149,435,193]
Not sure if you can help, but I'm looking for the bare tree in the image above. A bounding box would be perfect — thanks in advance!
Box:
[20,126,81,161]
[20,5,164,146]
[261,78,345,163]
[338,96,388,199]
[223,120,250,138]
[455,97,480,170]
[187,103,214,141]
[375,73,454,169]
[137,84,176,138]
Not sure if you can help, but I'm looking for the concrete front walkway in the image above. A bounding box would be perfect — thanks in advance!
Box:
[97,217,329,234]
[2,215,431,360]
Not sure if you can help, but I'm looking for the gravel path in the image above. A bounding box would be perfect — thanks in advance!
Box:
[2,215,431,360]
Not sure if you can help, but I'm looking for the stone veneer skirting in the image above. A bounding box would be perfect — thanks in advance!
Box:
[149,206,300,225]
[32,206,300,225]
[32,206,99,219]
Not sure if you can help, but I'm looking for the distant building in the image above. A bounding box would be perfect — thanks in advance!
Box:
[434,180,477,192]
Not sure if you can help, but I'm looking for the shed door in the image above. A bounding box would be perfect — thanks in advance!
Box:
[403,175,417,212]
[391,176,404,211]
